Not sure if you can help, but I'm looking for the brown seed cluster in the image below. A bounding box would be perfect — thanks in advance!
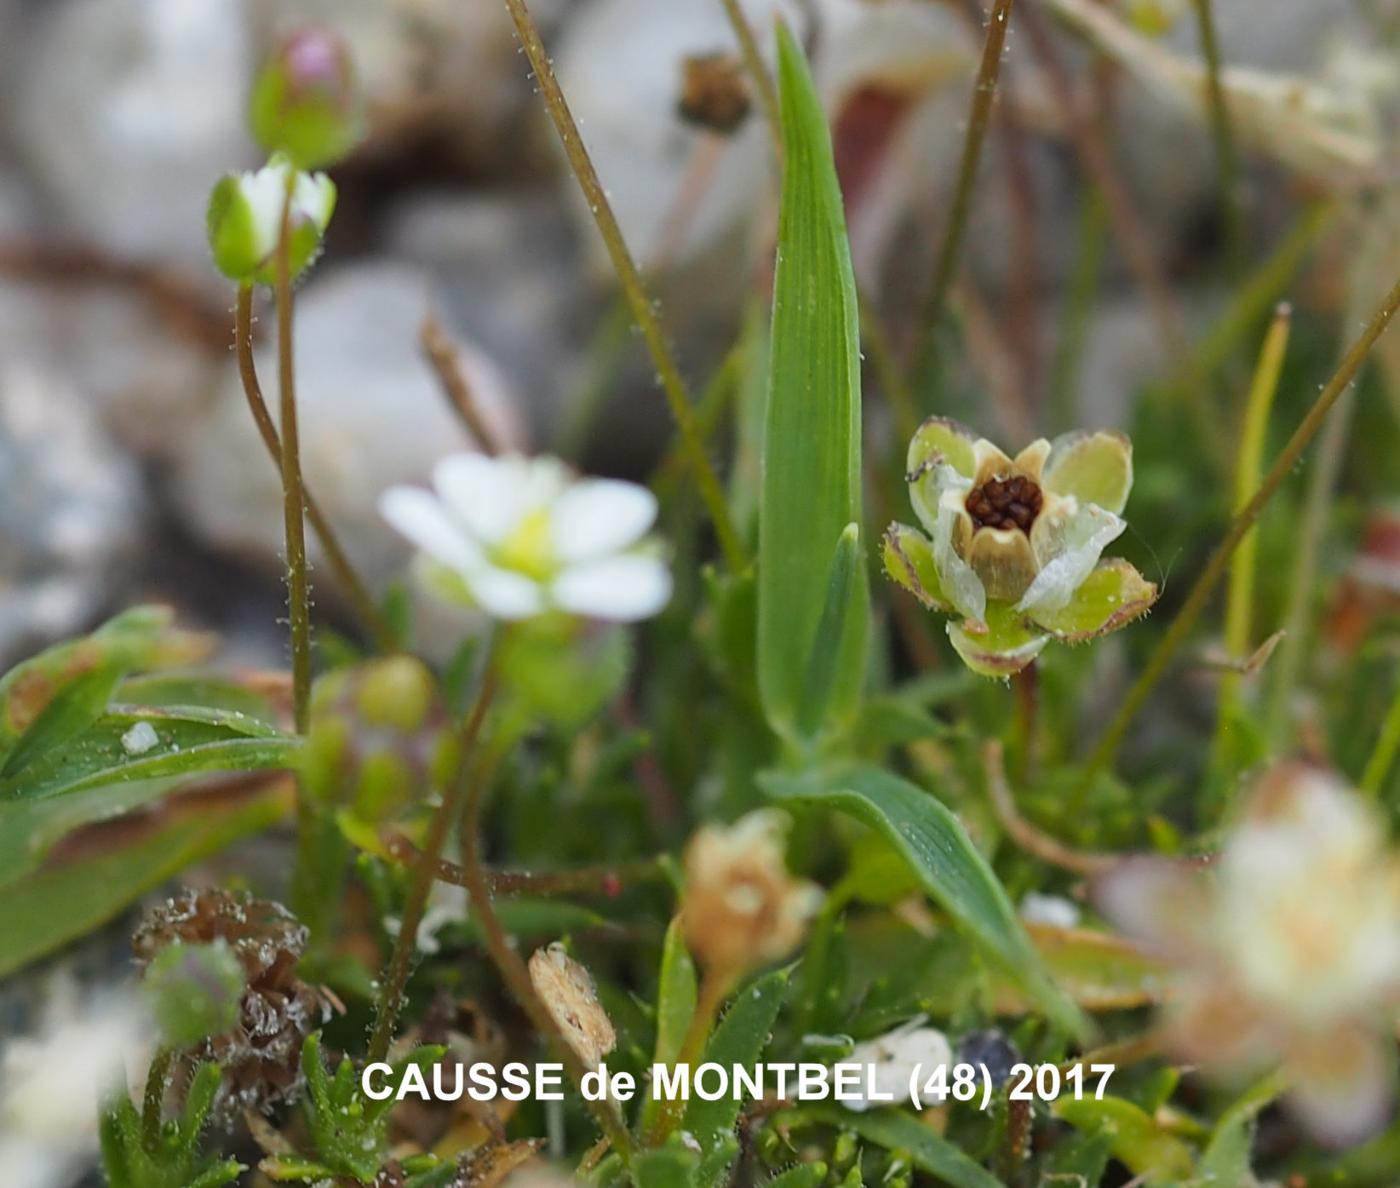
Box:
[966,475,1043,533]
[134,887,331,1122]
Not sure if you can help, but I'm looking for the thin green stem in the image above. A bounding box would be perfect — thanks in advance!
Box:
[274,183,312,733]
[1266,388,1355,743]
[1012,660,1039,783]
[1361,679,1400,798]
[456,721,636,1164]
[921,0,1017,351]
[718,0,781,156]
[1085,272,1400,779]
[367,649,500,1064]
[501,0,746,572]
[233,287,394,650]
[1190,0,1243,272]
[1214,304,1291,734]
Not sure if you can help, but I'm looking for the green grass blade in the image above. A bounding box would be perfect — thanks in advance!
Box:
[763,762,1087,1036]
[758,26,867,742]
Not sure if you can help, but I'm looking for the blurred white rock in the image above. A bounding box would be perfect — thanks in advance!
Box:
[10,0,253,266]
[0,366,145,664]
[172,262,525,605]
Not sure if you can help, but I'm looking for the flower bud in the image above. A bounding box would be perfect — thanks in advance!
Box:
[302,656,454,825]
[249,29,363,169]
[142,940,244,1049]
[680,810,822,983]
[206,157,336,285]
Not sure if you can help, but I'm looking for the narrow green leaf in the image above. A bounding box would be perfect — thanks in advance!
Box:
[1054,1096,1196,1184]
[684,968,788,1177]
[1198,1072,1285,1186]
[0,664,127,778]
[806,1108,1002,1188]
[762,763,1086,1035]
[0,711,298,803]
[0,784,286,977]
[641,917,699,1137]
[0,606,210,759]
[758,26,867,741]
[797,524,866,739]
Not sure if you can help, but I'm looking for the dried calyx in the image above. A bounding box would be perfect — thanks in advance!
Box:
[134,888,331,1122]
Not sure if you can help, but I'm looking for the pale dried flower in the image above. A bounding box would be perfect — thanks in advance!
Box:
[841,1019,952,1113]
[528,944,617,1069]
[1096,764,1400,1147]
[681,810,823,980]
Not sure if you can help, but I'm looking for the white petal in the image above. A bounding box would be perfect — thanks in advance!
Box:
[295,171,336,231]
[551,479,658,562]
[240,163,289,259]
[932,490,986,622]
[1017,503,1125,616]
[433,453,528,544]
[552,556,672,622]
[469,563,547,620]
[909,460,969,537]
[379,486,483,572]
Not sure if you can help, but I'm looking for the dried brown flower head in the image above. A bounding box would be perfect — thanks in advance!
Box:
[528,944,616,1069]
[133,887,332,1121]
[680,810,822,982]
[677,52,751,133]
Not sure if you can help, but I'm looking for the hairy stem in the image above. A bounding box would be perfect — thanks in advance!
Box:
[921,0,1017,349]
[456,723,636,1163]
[382,832,665,897]
[274,184,312,733]
[233,287,393,650]
[367,652,500,1064]
[500,0,746,572]
[1086,273,1400,778]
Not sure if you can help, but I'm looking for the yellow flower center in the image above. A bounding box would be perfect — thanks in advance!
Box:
[493,507,556,580]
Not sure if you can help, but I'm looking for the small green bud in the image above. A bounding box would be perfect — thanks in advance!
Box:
[206,156,336,286]
[249,29,363,169]
[303,657,448,827]
[355,654,435,731]
[143,941,244,1048]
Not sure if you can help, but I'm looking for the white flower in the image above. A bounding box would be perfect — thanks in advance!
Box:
[841,1019,952,1112]
[1095,764,1400,1147]
[0,982,154,1188]
[380,453,672,623]
[207,156,336,284]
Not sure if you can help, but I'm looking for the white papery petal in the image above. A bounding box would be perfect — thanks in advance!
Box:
[932,490,986,622]
[469,562,547,620]
[909,461,968,537]
[1017,503,1125,616]
[379,486,484,572]
[552,479,658,562]
[553,555,672,621]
